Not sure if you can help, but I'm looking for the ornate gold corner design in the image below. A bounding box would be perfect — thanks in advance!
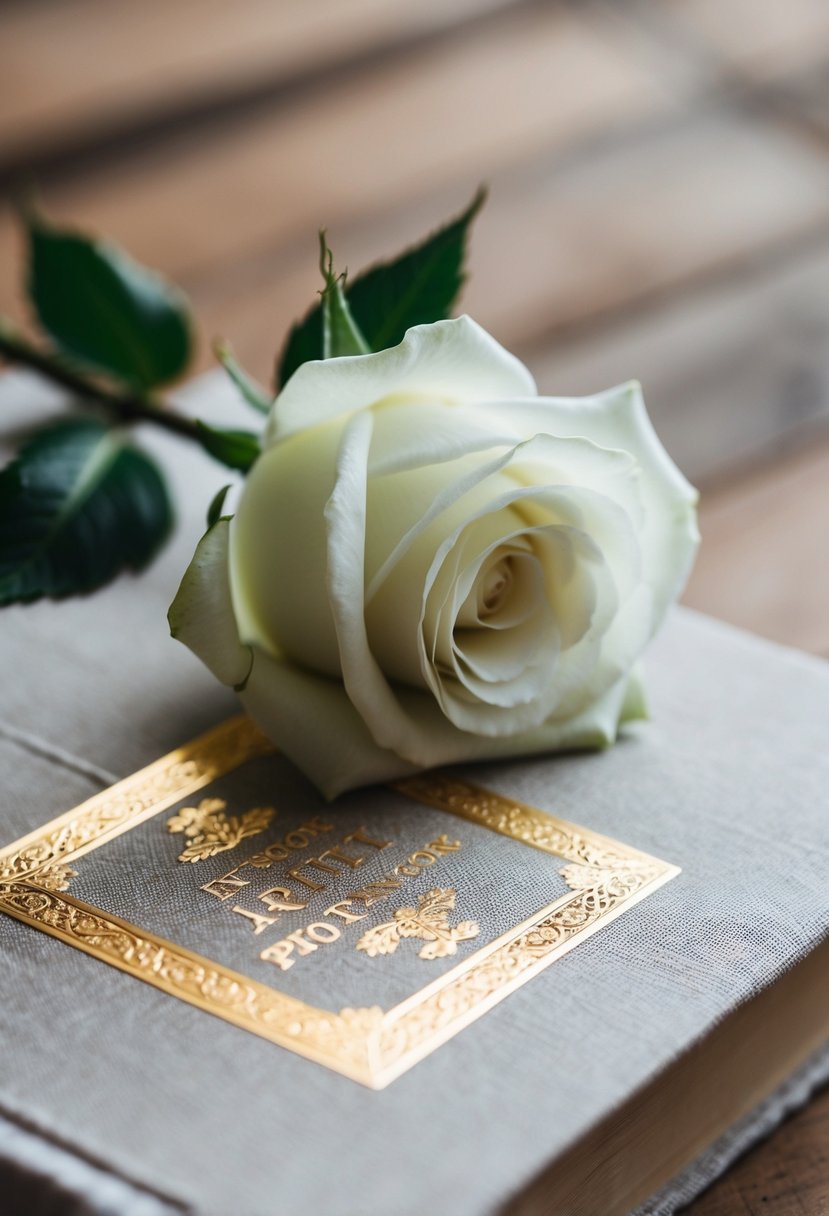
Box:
[0,716,679,1089]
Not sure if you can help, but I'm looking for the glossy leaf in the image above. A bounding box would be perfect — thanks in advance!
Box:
[275,188,485,387]
[206,484,232,529]
[0,419,172,605]
[348,187,486,353]
[196,421,259,472]
[27,214,193,389]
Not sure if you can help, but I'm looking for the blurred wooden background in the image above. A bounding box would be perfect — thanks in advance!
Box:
[1,1,827,1211]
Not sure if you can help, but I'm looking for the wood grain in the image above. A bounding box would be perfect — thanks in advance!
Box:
[0,0,519,174]
[684,439,829,656]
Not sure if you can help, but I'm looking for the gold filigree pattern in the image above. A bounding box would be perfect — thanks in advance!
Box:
[167,798,274,863]
[0,880,383,1081]
[0,716,272,884]
[32,862,78,892]
[357,889,480,960]
[0,716,679,1089]
[394,774,660,877]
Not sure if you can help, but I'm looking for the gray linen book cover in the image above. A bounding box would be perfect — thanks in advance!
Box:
[0,371,827,1215]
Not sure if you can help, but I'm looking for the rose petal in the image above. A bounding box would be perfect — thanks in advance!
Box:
[169,520,252,689]
[324,409,430,758]
[268,315,537,444]
[241,643,638,798]
[475,382,700,620]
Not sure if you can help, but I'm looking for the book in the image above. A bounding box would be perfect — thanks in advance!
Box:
[0,370,827,1215]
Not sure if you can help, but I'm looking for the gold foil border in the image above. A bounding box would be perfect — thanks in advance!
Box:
[0,716,679,1089]
[0,716,272,882]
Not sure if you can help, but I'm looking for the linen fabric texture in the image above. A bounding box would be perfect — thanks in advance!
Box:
[0,371,827,1216]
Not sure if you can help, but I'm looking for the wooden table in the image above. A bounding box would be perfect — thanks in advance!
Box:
[1,2,827,1210]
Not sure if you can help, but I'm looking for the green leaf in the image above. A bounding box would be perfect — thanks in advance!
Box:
[196,421,259,472]
[206,484,232,529]
[348,187,486,352]
[276,306,322,392]
[275,187,485,387]
[26,212,193,390]
[318,233,370,360]
[0,419,172,605]
[214,341,272,414]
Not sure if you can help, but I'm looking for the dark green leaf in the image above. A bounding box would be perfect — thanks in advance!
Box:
[348,187,486,352]
[26,213,193,389]
[196,421,259,472]
[214,341,272,414]
[276,305,322,392]
[206,484,232,528]
[318,233,369,360]
[275,187,486,387]
[0,419,172,605]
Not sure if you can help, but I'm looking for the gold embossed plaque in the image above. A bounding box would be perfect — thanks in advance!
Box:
[0,717,678,1088]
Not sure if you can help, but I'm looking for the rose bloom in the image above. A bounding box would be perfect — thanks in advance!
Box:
[171,318,699,797]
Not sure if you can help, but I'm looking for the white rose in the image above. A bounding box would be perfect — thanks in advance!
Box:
[170,317,698,798]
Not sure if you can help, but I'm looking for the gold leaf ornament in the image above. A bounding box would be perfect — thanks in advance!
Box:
[357,888,480,961]
[167,798,274,863]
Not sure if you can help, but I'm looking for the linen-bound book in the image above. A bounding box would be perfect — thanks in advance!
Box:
[0,371,827,1216]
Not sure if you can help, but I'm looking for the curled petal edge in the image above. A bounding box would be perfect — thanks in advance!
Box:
[169,519,253,691]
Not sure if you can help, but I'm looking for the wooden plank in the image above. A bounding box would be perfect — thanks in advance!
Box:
[0,0,516,170]
[6,100,824,409]
[163,108,829,442]
[688,1082,829,1215]
[659,0,829,81]
[682,437,829,657]
[525,231,829,482]
[0,3,680,334]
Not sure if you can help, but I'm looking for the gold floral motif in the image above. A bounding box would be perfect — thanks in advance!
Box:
[167,798,274,863]
[0,716,272,883]
[28,862,77,892]
[0,716,679,1089]
[357,889,480,960]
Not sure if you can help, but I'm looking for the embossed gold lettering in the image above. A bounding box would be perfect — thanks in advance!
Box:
[259,940,295,970]
[307,816,336,835]
[285,929,319,955]
[305,923,340,944]
[258,886,308,913]
[304,857,339,876]
[347,876,404,907]
[343,827,392,851]
[427,835,462,854]
[244,816,336,870]
[231,905,276,935]
[393,863,421,877]
[260,842,289,862]
[258,832,467,968]
[324,900,367,925]
[200,870,250,902]
[305,845,366,877]
[286,864,326,892]
[319,846,365,869]
[284,829,312,849]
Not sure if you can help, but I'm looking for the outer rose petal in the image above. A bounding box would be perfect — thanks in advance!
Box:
[240,644,646,799]
[266,316,536,444]
[168,520,252,689]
